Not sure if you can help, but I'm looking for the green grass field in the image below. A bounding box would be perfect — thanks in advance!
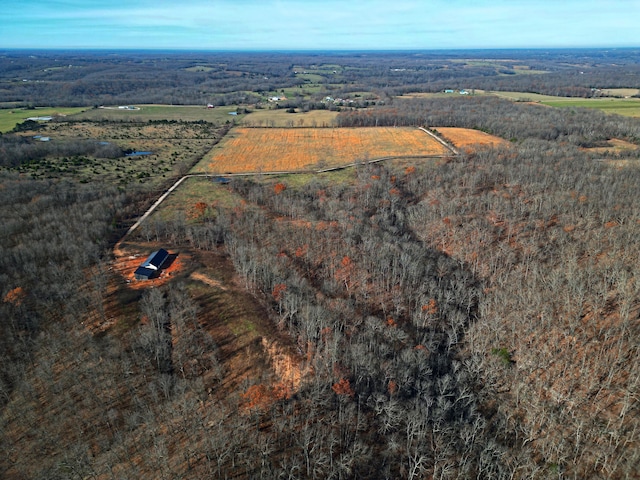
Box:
[478,91,640,117]
[541,98,640,116]
[72,105,245,124]
[0,107,89,133]
[241,109,338,127]
[264,168,355,189]
[152,176,244,222]
[183,65,216,72]
[295,73,326,83]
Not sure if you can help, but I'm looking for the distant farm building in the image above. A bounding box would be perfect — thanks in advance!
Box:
[134,248,170,281]
[27,116,53,122]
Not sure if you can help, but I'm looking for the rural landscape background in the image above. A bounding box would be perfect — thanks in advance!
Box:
[1,48,640,479]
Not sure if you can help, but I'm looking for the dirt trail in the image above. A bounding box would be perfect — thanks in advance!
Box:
[419,126,460,155]
[190,272,227,290]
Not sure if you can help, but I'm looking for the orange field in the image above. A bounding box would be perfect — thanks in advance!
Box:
[200,127,450,173]
[434,127,508,149]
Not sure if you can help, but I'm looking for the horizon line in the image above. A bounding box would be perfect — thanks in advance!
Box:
[2,46,640,54]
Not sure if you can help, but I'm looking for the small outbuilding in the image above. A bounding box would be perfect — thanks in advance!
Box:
[134,248,170,280]
[212,176,230,184]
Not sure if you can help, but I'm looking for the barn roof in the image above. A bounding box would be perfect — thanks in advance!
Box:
[140,248,169,271]
[134,266,156,279]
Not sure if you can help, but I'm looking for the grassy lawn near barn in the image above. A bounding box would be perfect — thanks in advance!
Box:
[0,106,88,132]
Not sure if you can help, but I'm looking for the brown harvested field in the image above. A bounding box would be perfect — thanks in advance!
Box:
[434,127,508,150]
[197,127,450,173]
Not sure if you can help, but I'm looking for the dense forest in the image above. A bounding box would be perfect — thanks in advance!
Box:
[1,50,640,479]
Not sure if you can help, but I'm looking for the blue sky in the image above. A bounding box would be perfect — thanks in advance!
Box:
[1,0,638,50]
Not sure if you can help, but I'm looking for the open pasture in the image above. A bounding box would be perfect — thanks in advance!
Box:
[72,104,244,124]
[0,107,88,133]
[195,127,450,173]
[541,97,640,117]
[434,127,508,149]
[479,90,640,117]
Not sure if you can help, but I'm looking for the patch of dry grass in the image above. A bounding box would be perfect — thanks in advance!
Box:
[434,127,508,150]
[197,127,449,173]
[242,109,338,127]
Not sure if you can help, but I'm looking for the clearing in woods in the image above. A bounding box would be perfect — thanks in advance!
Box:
[434,127,508,150]
[195,126,451,173]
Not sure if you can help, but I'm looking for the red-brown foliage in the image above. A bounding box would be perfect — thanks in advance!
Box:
[3,287,26,306]
[332,378,355,397]
[272,283,287,302]
[388,380,398,395]
[194,201,208,215]
[241,384,273,411]
[421,299,438,316]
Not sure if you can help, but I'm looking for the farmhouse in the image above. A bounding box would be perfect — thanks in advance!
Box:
[134,248,170,281]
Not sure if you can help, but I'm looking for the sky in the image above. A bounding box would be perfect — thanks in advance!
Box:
[1,0,639,51]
